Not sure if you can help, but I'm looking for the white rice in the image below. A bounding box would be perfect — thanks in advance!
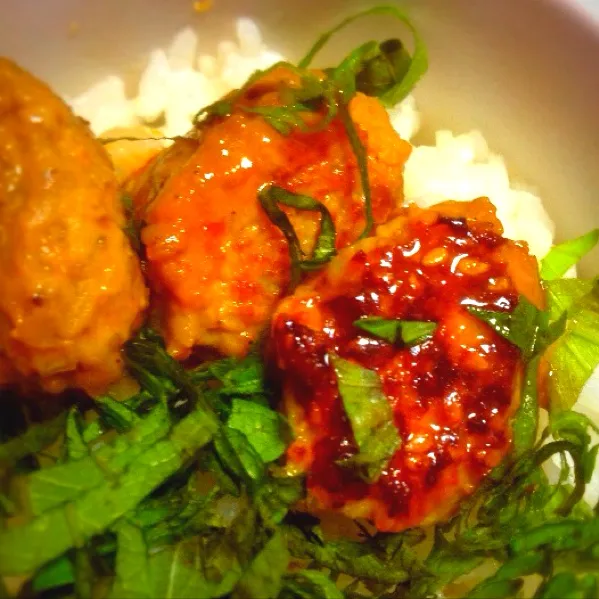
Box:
[69,18,597,501]
[70,20,284,138]
[403,130,556,259]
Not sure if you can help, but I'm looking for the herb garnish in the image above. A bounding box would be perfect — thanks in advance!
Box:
[546,279,599,413]
[258,185,337,288]
[467,269,599,420]
[466,295,564,361]
[282,406,599,596]
[331,355,401,483]
[354,317,437,345]
[298,6,427,239]
[1,292,599,598]
[336,100,375,238]
[192,5,428,283]
[467,295,564,454]
[0,329,302,597]
[540,228,599,281]
[299,5,428,107]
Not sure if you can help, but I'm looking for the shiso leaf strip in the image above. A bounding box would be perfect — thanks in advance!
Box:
[258,185,337,289]
[279,570,345,599]
[227,399,287,463]
[331,355,401,483]
[468,271,599,417]
[0,412,66,467]
[1,291,599,597]
[353,317,437,345]
[466,295,562,362]
[401,411,599,598]
[336,99,375,238]
[0,329,304,599]
[467,294,567,455]
[1,9,599,599]
[299,5,428,106]
[546,280,599,413]
[0,404,216,575]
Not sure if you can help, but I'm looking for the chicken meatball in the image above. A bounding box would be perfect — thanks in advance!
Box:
[270,198,544,532]
[0,58,147,395]
[129,67,412,359]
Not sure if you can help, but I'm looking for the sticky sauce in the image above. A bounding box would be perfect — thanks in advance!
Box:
[130,67,411,359]
[273,203,540,531]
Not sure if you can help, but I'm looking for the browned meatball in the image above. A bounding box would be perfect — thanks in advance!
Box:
[271,199,544,532]
[127,67,412,360]
[0,58,148,394]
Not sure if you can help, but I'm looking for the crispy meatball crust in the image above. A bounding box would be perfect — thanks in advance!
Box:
[271,199,544,532]
[129,67,412,359]
[0,58,147,394]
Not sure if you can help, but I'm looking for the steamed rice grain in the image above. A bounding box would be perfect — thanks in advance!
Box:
[403,130,555,259]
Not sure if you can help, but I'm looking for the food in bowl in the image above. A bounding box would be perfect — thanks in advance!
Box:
[273,198,542,532]
[1,6,598,599]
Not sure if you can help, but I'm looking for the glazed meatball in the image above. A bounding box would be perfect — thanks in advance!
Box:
[0,58,147,395]
[270,198,544,532]
[129,67,412,359]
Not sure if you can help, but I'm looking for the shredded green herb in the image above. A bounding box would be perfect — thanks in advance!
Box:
[0,412,66,467]
[337,100,375,238]
[331,355,401,483]
[467,274,599,418]
[354,317,437,345]
[540,228,599,281]
[299,5,428,106]
[304,6,426,239]
[466,295,565,361]
[190,5,429,281]
[0,329,300,597]
[547,280,599,412]
[258,185,337,288]
[1,300,598,598]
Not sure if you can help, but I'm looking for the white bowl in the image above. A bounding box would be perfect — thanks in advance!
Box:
[1,0,599,580]
[1,0,598,273]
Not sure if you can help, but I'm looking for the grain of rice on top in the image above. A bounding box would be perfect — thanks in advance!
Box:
[69,17,555,261]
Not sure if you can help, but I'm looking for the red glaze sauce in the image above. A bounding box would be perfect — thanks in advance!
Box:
[127,67,411,359]
[271,200,543,531]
